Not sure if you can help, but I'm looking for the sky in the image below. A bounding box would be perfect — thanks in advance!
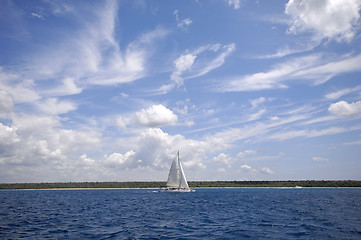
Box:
[1,0,361,183]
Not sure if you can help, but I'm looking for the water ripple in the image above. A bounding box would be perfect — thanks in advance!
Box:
[0,188,361,239]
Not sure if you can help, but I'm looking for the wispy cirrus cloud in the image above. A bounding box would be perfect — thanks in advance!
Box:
[325,85,361,100]
[17,1,168,89]
[217,53,361,92]
[169,43,235,88]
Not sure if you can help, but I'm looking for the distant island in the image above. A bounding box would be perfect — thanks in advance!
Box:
[1,180,361,190]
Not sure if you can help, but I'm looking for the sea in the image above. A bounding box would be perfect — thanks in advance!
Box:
[0,188,360,239]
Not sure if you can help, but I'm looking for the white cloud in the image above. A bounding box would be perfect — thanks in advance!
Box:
[24,2,167,87]
[260,167,274,174]
[178,18,192,29]
[0,114,102,176]
[0,89,13,117]
[88,27,168,86]
[342,140,361,145]
[174,10,192,29]
[248,109,267,122]
[228,0,241,9]
[250,97,266,108]
[241,164,252,170]
[133,128,208,170]
[104,151,136,167]
[325,85,361,100]
[269,116,280,121]
[171,43,235,88]
[237,149,257,159]
[171,54,197,86]
[0,76,40,103]
[80,154,95,165]
[285,0,361,42]
[312,156,329,162]
[116,116,130,129]
[31,12,44,19]
[267,125,361,141]
[240,164,258,174]
[189,43,236,79]
[328,100,361,117]
[218,53,361,92]
[136,104,178,127]
[37,98,77,115]
[257,39,321,59]
[213,153,234,167]
[44,78,82,96]
[218,54,320,91]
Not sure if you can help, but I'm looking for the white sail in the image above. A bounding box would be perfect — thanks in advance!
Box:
[166,152,181,188]
[178,158,189,189]
[165,151,193,192]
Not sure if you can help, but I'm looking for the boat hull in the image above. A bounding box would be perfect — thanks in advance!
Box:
[160,188,195,192]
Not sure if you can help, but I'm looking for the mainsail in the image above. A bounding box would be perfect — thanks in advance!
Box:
[165,151,192,191]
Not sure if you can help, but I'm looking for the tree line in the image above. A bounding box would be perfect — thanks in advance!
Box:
[1,180,361,190]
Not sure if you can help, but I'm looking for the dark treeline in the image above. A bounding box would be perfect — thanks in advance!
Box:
[1,180,361,190]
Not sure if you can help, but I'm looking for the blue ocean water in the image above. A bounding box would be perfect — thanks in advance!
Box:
[0,188,360,239]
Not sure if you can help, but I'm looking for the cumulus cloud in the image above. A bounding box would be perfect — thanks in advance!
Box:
[104,151,136,168]
[285,0,361,42]
[0,89,13,117]
[240,164,258,174]
[328,100,361,117]
[0,114,102,182]
[37,98,77,115]
[136,104,178,127]
[0,76,40,103]
[237,149,257,159]
[133,128,207,170]
[241,164,252,170]
[213,153,234,167]
[260,167,274,174]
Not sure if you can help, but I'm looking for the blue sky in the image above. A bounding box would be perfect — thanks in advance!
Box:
[1,0,361,183]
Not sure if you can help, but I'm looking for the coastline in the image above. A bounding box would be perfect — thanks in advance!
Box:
[1,180,361,190]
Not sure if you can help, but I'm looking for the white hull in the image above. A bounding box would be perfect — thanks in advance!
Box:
[161,188,195,192]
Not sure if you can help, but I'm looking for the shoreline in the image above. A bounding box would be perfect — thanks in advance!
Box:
[1,180,361,190]
[2,187,361,191]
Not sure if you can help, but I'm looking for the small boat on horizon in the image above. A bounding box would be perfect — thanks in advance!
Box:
[161,151,195,192]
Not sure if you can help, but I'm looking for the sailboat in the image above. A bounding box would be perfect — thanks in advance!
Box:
[162,151,195,192]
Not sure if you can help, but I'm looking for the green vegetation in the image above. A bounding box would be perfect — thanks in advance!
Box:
[0,180,361,190]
